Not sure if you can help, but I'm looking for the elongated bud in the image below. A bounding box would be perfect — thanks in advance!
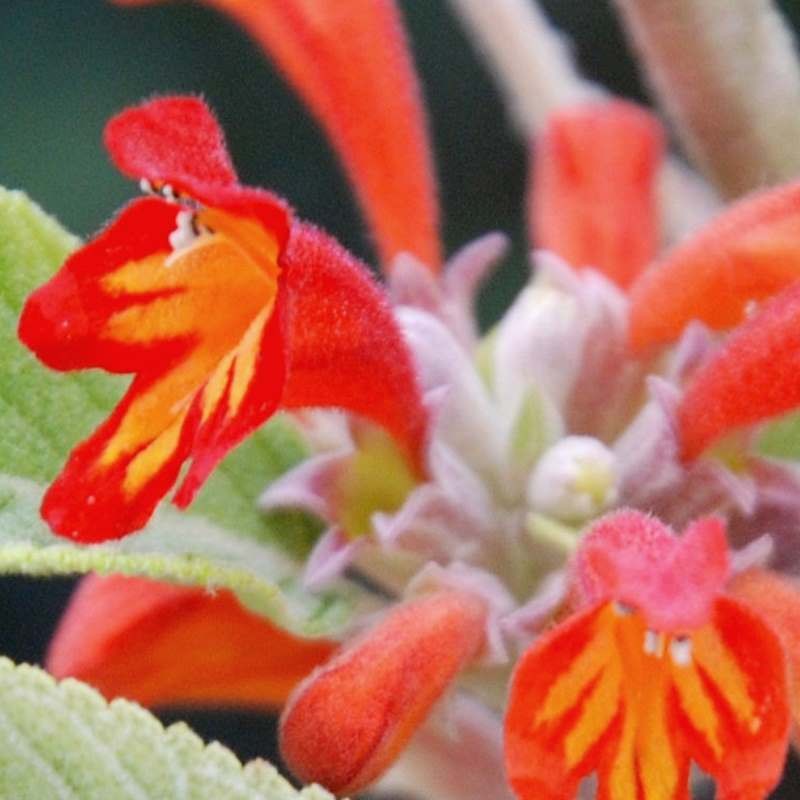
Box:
[47,575,335,708]
[279,590,487,795]
[531,101,663,289]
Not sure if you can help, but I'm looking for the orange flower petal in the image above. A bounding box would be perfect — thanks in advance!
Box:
[629,180,800,353]
[47,574,335,709]
[505,597,789,800]
[530,100,663,289]
[729,569,800,735]
[20,196,286,540]
[279,590,486,795]
[677,281,800,461]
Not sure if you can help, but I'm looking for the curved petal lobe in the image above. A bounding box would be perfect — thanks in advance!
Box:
[105,95,238,192]
[281,221,430,475]
[629,180,800,352]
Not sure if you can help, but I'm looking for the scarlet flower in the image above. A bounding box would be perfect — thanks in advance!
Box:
[505,511,791,800]
[18,96,428,542]
[32,3,800,798]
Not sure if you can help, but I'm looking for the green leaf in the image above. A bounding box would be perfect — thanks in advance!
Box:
[0,186,319,555]
[0,656,336,800]
[0,474,369,637]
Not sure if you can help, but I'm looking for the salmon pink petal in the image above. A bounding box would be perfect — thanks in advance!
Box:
[194,0,441,269]
[279,589,486,795]
[47,574,335,709]
[105,95,238,192]
[530,100,663,289]
[629,180,800,352]
[575,510,729,631]
[678,281,800,461]
[281,222,429,474]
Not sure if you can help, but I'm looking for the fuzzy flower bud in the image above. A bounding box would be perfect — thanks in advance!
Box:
[526,435,618,523]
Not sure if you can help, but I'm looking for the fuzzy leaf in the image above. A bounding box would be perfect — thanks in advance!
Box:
[0,474,362,637]
[0,656,335,800]
[0,187,319,555]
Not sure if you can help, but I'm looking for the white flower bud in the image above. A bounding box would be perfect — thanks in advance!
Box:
[526,436,618,523]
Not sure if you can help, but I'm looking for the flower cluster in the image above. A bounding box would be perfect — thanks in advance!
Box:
[18,1,800,799]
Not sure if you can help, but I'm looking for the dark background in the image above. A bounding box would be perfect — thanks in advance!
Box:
[2,1,800,796]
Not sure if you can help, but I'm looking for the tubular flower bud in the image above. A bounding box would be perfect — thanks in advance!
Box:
[279,590,487,795]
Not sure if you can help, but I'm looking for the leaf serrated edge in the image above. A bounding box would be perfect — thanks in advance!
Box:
[0,658,337,800]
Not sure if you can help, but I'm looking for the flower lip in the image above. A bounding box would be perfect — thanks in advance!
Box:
[106,96,291,250]
[575,509,730,632]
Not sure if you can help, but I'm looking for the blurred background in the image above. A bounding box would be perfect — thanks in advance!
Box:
[2,1,800,796]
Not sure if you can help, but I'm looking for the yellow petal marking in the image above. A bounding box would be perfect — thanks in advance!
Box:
[97,229,278,471]
[672,654,723,759]
[564,649,621,767]
[123,411,187,495]
[536,619,610,725]
[693,625,757,729]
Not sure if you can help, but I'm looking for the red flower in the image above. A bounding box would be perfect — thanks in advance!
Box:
[19,96,428,542]
[505,510,791,800]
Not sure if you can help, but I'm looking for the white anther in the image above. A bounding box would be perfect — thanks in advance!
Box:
[168,210,200,255]
[527,436,619,523]
[161,183,178,202]
[669,637,693,667]
[643,629,665,658]
[139,177,154,195]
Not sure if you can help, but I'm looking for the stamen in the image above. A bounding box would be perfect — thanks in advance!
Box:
[139,177,154,195]
[168,210,202,255]
[161,183,178,202]
[613,601,634,617]
[643,629,665,658]
[669,636,693,667]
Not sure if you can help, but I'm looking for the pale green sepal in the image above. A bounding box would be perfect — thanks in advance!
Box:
[0,473,368,637]
[0,656,337,800]
[758,411,800,460]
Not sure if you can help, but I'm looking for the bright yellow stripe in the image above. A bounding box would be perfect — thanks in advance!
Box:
[564,655,621,767]
[672,658,722,759]
[536,621,610,725]
[693,625,756,727]
[609,704,637,800]
[228,306,271,417]
[201,352,234,424]
[123,412,186,495]
[637,670,679,800]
